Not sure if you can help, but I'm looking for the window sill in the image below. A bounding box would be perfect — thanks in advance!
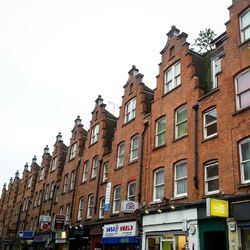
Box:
[122,118,136,127]
[202,134,218,143]
[239,38,250,48]
[237,182,250,189]
[110,213,119,217]
[68,157,76,163]
[100,180,108,185]
[149,200,164,206]
[170,195,187,201]
[162,84,181,98]
[172,134,188,143]
[153,144,166,151]
[128,159,138,165]
[198,87,220,102]
[90,177,96,181]
[202,191,221,199]
[81,180,88,185]
[89,141,98,148]
[232,105,250,116]
[114,166,123,171]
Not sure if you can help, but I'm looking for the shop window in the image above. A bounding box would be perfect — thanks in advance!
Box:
[153,168,165,202]
[239,138,250,184]
[240,228,250,249]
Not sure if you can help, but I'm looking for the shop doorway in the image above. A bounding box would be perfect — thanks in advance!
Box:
[204,231,227,250]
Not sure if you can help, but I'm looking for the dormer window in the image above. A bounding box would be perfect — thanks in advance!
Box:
[90,124,99,145]
[69,143,77,160]
[124,98,136,123]
[240,8,250,43]
[164,61,181,94]
[51,157,57,171]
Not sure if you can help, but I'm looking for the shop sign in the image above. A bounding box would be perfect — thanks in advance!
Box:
[104,182,112,211]
[206,198,229,218]
[41,222,50,232]
[33,234,50,243]
[121,200,138,213]
[39,215,52,223]
[54,214,65,231]
[19,231,34,239]
[103,221,137,238]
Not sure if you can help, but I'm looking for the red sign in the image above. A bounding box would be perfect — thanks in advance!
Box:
[41,223,50,232]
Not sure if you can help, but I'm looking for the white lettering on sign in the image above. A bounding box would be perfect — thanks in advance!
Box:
[103,221,137,237]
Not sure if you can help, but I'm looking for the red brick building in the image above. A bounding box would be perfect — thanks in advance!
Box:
[0,0,250,249]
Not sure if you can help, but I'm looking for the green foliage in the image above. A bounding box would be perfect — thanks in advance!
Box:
[192,28,216,54]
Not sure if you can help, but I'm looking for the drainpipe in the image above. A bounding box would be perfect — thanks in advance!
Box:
[94,158,103,214]
[138,120,149,204]
[70,159,81,221]
[192,103,199,190]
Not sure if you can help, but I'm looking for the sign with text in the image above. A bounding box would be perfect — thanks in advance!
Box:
[39,215,52,223]
[54,214,65,232]
[104,182,112,212]
[103,221,137,238]
[206,198,229,218]
[121,200,138,213]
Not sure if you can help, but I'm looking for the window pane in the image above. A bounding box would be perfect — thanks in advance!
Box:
[207,164,218,178]
[244,28,250,41]
[166,69,172,82]
[156,185,164,200]
[129,183,136,196]
[243,161,250,181]
[237,71,250,92]
[177,179,186,194]
[176,163,187,179]
[177,122,187,137]
[175,62,180,76]
[241,10,250,28]
[155,170,164,184]
[241,141,250,161]
[205,109,217,124]
[239,91,250,108]
[206,123,217,137]
[115,187,120,199]
[208,179,219,192]
[177,108,187,123]
[157,118,166,133]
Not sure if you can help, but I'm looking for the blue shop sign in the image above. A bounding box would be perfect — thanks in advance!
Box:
[102,236,140,244]
[22,231,34,239]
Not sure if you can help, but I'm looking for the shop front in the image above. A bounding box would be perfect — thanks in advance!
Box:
[68,225,90,250]
[230,199,250,250]
[102,221,140,250]
[142,208,199,250]
[90,224,103,250]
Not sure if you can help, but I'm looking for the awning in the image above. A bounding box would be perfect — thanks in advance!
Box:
[102,236,140,244]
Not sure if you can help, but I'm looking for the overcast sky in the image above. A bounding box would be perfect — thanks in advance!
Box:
[0,0,232,189]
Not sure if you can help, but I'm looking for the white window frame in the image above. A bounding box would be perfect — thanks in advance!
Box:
[77,198,84,220]
[112,186,121,214]
[87,195,94,218]
[211,56,221,89]
[45,184,50,201]
[82,161,89,182]
[175,105,187,139]
[130,135,139,162]
[155,117,166,147]
[239,138,250,184]
[65,203,71,223]
[102,162,109,183]
[205,161,219,195]
[39,168,44,181]
[63,175,68,193]
[69,143,77,160]
[127,182,136,201]
[124,98,136,123]
[70,171,76,191]
[99,197,105,219]
[91,124,100,145]
[153,168,165,202]
[235,69,250,110]
[117,142,125,168]
[240,8,250,43]
[50,182,55,199]
[27,176,32,188]
[204,108,217,139]
[91,156,99,179]
[174,161,187,197]
[164,61,181,93]
[51,157,57,171]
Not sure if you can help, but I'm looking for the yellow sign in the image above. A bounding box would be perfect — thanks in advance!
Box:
[206,198,229,218]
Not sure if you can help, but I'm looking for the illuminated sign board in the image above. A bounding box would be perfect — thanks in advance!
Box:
[206,198,229,218]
